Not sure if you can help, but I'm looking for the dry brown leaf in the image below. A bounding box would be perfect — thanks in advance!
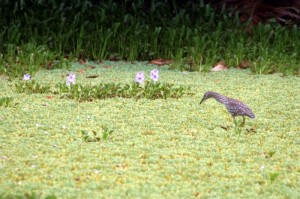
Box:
[86,75,99,78]
[237,61,252,69]
[246,128,257,133]
[220,125,229,131]
[150,59,164,66]
[47,62,52,70]
[87,65,96,69]
[150,59,173,66]
[164,60,174,64]
[75,177,81,181]
[79,59,86,64]
[212,61,228,71]
[77,69,86,73]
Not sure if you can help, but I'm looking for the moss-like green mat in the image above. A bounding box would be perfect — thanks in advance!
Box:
[0,61,299,198]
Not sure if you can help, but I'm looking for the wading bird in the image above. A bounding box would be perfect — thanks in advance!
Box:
[200,91,255,126]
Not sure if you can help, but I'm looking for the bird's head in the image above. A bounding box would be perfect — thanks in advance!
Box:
[200,91,215,104]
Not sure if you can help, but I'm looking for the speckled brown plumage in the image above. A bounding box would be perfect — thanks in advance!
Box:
[200,91,255,119]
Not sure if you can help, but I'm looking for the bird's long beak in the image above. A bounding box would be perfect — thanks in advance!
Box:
[199,97,205,104]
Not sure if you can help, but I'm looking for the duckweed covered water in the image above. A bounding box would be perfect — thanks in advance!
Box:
[0,61,299,198]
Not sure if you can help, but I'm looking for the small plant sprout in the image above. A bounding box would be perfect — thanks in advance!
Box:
[150,69,159,82]
[269,172,280,183]
[135,71,145,84]
[0,97,14,107]
[23,73,31,80]
[15,80,51,94]
[66,73,76,86]
[102,126,114,140]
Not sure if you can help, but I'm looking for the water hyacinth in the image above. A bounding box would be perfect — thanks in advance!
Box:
[135,71,145,84]
[66,73,76,86]
[150,69,159,82]
[23,73,31,80]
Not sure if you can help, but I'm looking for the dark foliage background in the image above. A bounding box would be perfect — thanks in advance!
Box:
[0,0,299,75]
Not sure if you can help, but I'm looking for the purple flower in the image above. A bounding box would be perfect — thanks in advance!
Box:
[135,71,145,84]
[23,73,31,80]
[150,69,159,82]
[66,73,76,86]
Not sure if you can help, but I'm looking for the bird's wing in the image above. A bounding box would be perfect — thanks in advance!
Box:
[227,99,255,118]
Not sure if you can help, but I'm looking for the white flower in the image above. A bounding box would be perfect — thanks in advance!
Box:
[23,74,31,80]
[135,71,145,84]
[150,69,159,81]
[66,73,76,86]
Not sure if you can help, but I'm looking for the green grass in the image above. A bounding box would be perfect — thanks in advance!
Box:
[1,1,300,76]
[0,61,299,198]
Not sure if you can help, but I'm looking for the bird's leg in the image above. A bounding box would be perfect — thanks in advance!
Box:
[233,117,242,134]
[240,116,245,127]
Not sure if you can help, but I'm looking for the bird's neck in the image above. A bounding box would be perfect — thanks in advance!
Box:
[211,92,228,103]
